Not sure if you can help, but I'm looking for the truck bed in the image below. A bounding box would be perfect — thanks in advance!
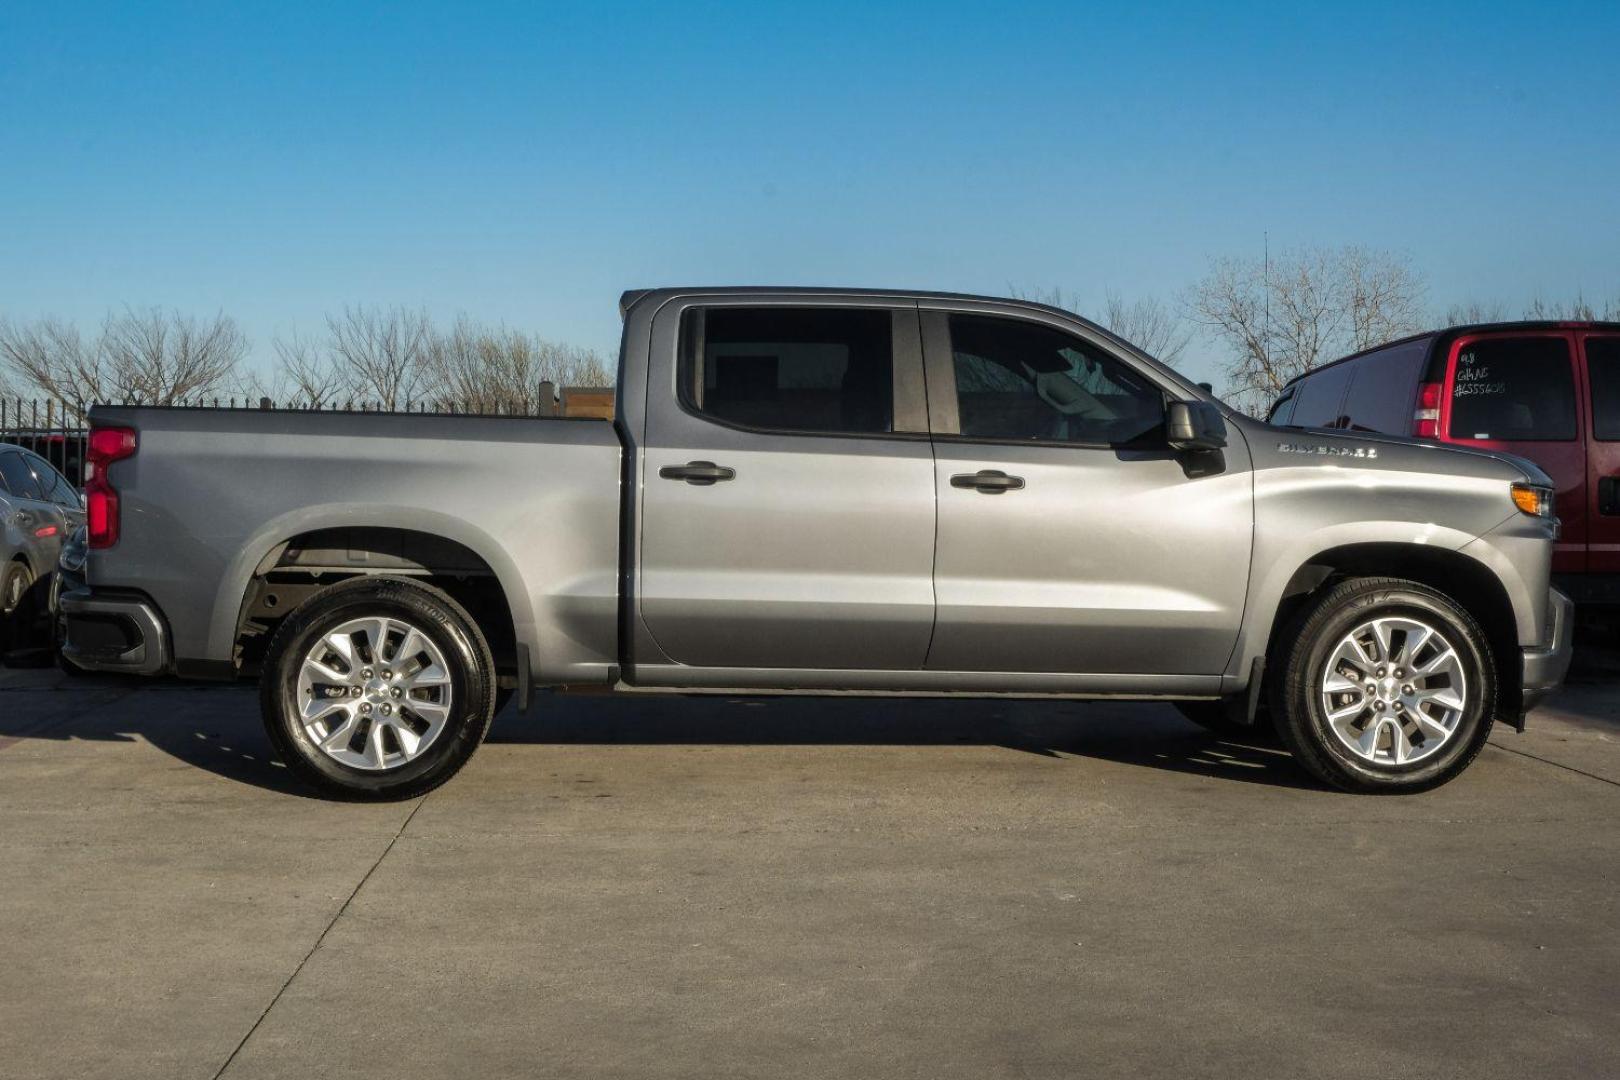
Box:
[86,405,624,684]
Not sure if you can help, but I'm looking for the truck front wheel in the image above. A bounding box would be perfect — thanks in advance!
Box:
[1271,577,1496,794]
[261,577,497,800]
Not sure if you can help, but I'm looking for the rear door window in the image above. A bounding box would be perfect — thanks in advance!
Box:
[1449,336,1576,441]
[1289,363,1354,428]
[1586,337,1620,440]
[1339,340,1429,433]
[681,307,894,435]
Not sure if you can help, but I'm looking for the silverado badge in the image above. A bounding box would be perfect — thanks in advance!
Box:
[1277,442,1378,459]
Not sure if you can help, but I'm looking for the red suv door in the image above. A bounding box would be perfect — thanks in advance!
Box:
[1580,331,1620,576]
[1439,331,1585,573]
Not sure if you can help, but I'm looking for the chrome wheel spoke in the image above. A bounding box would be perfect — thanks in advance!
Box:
[1387,721,1414,764]
[1417,686,1465,712]
[1399,625,1434,667]
[295,615,454,772]
[1411,708,1452,743]
[401,661,449,691]
[319,711,361,751]
[1370,620,1396,665]
[302,694,347,723]
[1356,718,1386,759]
[1323,672,1361,695]
[388,719,421,758]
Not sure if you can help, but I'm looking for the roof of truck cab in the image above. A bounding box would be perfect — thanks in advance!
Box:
[1278,319,1620,392]
[621,285,1108,319]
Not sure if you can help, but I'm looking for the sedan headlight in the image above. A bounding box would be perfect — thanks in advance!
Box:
[1510,483,1554,518]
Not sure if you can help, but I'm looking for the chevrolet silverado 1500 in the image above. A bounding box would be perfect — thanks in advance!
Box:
[57,288,1573,797]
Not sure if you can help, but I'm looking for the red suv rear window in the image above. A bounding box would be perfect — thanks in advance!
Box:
[1449,337,1576,441]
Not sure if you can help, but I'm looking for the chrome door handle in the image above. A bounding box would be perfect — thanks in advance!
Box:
[950,470,1025,494]
[659,461,736,486]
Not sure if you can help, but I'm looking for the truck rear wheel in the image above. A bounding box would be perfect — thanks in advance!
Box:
[261,577,497,800]
[1271,576,1496,794]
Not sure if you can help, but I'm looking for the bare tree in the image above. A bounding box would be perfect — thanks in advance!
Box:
[0,309,246,417]
[272,331,347,408]
[1443,299,1508,325]
[1101,292,1192,365]
[324,305,433,409]
[1187,246,1426,414]
[1342,246,1427,350]
[424,317,611,412]
[1008,286,1192,365]
[1524,293,1619,320]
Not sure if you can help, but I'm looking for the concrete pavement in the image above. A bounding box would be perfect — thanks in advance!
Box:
[1,668,1615,1079]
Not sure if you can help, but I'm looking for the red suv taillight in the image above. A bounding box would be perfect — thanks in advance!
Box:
[85,425,137,549]
[1413,381,1442,438]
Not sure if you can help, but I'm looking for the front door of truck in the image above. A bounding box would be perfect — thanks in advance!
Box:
[636,299,937,672]
[919,305,1254,676]
[1580,332,1620,578]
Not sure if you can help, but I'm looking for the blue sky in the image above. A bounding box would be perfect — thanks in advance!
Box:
[3,1,1617,386]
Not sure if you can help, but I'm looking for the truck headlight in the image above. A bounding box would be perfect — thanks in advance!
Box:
[1510,483,1554,518]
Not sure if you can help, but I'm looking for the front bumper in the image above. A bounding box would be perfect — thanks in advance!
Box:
[57,586,172,675]
[1519,586,1574,714]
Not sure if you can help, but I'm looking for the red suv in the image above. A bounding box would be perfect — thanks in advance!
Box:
[1269,321,1620,601]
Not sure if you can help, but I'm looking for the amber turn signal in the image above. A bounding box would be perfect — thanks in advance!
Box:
[1510,483,1553,517]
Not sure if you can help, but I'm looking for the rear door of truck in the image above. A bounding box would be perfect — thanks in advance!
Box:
[634,295,938,672]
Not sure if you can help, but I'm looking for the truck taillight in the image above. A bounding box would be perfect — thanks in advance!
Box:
[85,425,137,549]
[1413,381,1442,438]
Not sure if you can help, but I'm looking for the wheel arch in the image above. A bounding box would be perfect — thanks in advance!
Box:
[221,509,532,679]
[1254,542,1519,714]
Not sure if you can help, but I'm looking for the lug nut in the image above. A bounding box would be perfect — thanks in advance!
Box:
[380,703,393,716]
[391,687,402,698]
[1402,684,1414,695]
[359,703,373,714]
[381,669,392,679]
[361,668,373,679]
[1373,700,1385,711]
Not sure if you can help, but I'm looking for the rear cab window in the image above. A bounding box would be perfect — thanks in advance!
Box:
[1446,335,1576,441]
[680,307,895,436]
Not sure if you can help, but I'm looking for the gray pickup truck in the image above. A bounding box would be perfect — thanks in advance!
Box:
[58,288,1573,798]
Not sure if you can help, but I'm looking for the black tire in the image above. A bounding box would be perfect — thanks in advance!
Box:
[1271,576,1496,794]
[261,576,497,800]
[1173,700,1277,742]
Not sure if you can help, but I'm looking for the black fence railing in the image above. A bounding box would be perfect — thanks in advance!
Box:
[0,384,614,488]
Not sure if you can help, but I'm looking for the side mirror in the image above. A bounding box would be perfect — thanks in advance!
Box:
[1166,400,1227,451]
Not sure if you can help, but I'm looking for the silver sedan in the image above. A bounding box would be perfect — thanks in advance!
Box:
[1,443,84,622]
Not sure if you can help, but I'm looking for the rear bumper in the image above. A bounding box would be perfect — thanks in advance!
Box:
[57,586,172,676]
[1519,586,1574,713]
